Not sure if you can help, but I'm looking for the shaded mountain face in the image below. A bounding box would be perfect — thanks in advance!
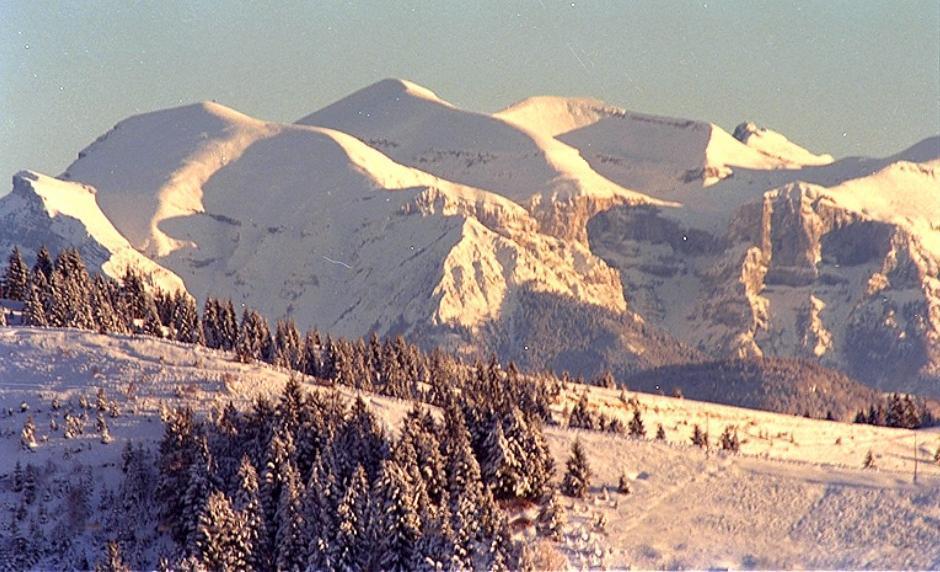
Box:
[0,171,185,292]
[18,78,938,394]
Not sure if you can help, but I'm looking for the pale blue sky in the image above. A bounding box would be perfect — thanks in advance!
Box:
[2,1,938,184]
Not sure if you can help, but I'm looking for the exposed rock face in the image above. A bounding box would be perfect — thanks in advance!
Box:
[0,171,186,293]
[592,166,940,394]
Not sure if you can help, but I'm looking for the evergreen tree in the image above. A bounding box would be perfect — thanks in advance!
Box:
[691,424,708,448]
[302,330,322,377]
[655,424,666,440]
[618,471,631,494]
[536,490,566,540]
[863,450,876,469]
[369,459,422,572]
[90,275,122,334]
[331,464,369,571]
[629,406,646,438]
[3,247,29,301]
[21,416,37,450]
[274,462,306,572]
[274,319,302,370]
[719,425,740,452]
[233,455,267,570]
[194,491,251,572]
[32,245,54,281]
[24,277,48,327]
[95,540,130,572]
[201,298,222,349]
[172,294,203,345]
[561,439,591,498]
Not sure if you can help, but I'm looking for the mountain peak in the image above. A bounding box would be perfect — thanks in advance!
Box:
[732,121,833,166]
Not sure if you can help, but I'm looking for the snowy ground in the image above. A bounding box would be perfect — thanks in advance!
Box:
[1,327,938,569]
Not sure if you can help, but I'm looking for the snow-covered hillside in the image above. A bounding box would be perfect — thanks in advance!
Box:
[1,328,939,569]
[0,171,185,293]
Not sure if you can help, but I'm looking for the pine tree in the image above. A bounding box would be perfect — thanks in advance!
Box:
[233,455,267,570]
[331,464,369,571]
[561,439,591,498]
[369,459,422,572]
[719,425,740,452]
[195,491,251,572]
[480,419,519,499]
[21,416,37,450]
[90,275,122,334]
[95,540,130,572]
[32,246,54,281]
[618,471,631,494]
[863,450,876,469]
[536,490,566,540]
[173,294,203,345]
[181,447,212,551]
[3,247,30,301]
[629,406,646,438]
[691,424,708,448]
[302,330,321,377]
[201,298,222,349]
[440,406,485,568]
[24,273,48,327]
[655,424,666,440]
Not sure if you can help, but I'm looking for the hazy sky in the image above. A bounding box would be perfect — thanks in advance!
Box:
[2,1,938,184]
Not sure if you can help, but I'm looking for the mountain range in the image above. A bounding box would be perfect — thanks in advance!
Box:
[3,78,938,394]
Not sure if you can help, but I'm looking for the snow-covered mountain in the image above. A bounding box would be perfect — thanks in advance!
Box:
[57,98,628,346]
[10,78,937,393]
[0,171,185,292]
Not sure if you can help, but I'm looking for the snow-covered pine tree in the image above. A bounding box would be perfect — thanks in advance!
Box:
[24,276,48,327]
[618,471,631,494]
[569,392,596,430]
[274,319,302,370]
[536,489,566,540]
[90,275,122,334]
[692,424,707,448]
[233,455,267,570]
[201,298,221,349]
[181,447,213,552]
[32,246,54,281]
[21,416,37,450]
[561,439,591,498]
[719,425,740,452]
[302,329,321,378]
[480,419,519,499]
[194,491,251,572]
[331,464,369,571]
[368,458,422,572]
[95,540,130,572]
[274,462,306,572]
[3,247,30,301]
[629,406,646,438]
[172,294,203,345]
[440,405,485,568]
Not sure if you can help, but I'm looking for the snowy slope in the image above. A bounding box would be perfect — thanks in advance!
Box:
[0,171,185,293]
[2,327,939,569]
[60,100,625,342]
[296,79,660,241]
